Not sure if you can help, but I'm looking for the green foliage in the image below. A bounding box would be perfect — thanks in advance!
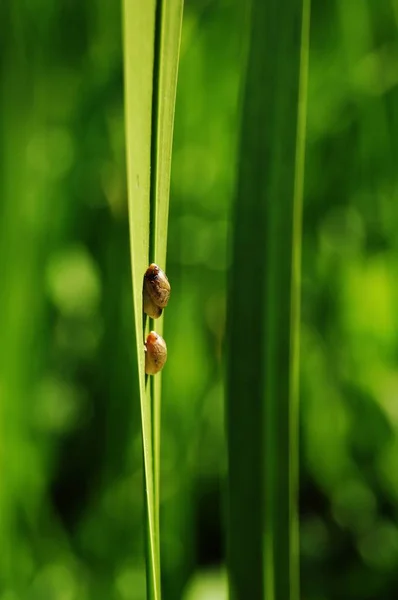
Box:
[123,0,183,597]
[226,0,310,598]
[122,1,158,595]
[150,0,184,537]
[0,1,397,599]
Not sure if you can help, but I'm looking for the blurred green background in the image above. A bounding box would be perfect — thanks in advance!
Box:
[1,0,398,598]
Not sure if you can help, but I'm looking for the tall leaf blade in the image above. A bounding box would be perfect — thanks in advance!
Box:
[150,0,184,531]
[289,1,311,596]
[122,0,184,597]
[122,1,159,597]
[226,0,311,599]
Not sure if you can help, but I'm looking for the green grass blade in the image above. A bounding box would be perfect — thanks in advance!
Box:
[151,1,184,262]
[150,0,184,534]
[289,1,311,596]
[122,1,159,598]
[122,1,183,597]
[226,0,311,599]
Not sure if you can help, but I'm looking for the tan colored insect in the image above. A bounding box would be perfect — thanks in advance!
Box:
[145,331,167,375]
[143,263,171,319]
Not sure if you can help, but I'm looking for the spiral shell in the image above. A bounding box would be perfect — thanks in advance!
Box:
[145,331,167,375]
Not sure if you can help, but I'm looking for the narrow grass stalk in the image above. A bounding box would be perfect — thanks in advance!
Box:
[122,0,159,596]
[289,1,311,596]
[149,0,184,537]
[226,0,310,599]
[122,1,183,598]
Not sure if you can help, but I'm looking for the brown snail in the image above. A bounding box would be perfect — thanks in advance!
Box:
[145,331,167,375]
[143,263,171,319]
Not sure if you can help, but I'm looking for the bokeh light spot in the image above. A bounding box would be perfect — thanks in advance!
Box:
[46,245,101,318]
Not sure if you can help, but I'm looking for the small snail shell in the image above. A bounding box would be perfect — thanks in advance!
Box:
[145,331,167,375]
[143,264,171,315]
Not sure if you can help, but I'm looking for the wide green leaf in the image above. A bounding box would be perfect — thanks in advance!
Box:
[226,0,311,599]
